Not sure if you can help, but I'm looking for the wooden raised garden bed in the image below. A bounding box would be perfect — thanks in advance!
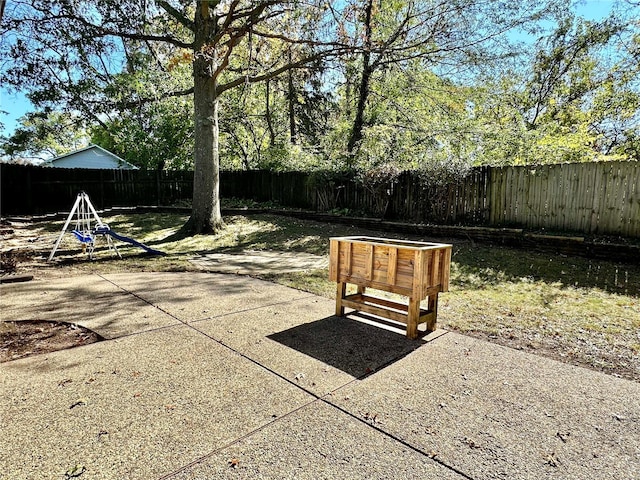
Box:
[329,236,452,339]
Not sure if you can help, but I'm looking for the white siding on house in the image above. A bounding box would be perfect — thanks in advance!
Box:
[50,145,138,169]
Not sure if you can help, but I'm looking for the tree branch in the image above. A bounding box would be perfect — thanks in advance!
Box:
[115,87,195,110]
[211,0,280,45]
[217,48,345,95]
[24,8,195,49]
[157,0,195,32]
[251,29,351,49]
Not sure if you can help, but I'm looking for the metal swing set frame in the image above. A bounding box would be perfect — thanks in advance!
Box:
[48,192,121,261]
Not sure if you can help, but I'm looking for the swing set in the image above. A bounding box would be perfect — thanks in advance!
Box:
[48,192,165,261]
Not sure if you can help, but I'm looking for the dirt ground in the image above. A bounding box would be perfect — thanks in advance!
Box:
[0,320,103,363]
[0,219,103,361]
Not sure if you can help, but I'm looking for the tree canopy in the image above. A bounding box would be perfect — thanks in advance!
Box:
[1,0,638,230]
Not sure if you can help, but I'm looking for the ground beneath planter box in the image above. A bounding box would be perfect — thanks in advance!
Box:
[0,320,104,362]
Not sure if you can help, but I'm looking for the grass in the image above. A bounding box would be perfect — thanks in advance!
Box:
[6,212,640,381]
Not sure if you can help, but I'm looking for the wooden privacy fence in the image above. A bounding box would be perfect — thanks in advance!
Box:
[309,162,639,237]
[221,170,314,209]
[1,161,639,237]
[490,161,640,237]
[308,168,490,224]
[0,164,193,214]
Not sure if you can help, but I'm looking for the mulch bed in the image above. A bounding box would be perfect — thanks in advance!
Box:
[1,320,103,362]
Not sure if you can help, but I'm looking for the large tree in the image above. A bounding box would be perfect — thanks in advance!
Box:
[337,0,563,161]
[467,7,640,165]
[1,1,346,233]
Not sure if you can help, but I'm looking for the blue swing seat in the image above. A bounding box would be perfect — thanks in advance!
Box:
[71,230,93,243]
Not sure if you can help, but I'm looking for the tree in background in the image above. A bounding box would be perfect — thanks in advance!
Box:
[88,36,195,171]
[1,110,87,162]
[1,1,347,233]
[334,0,562,164]
[467,8,640,165]
[322,63,471,170]
[216,55,335,171]
[520,15,634,162]
[90,96,194,171]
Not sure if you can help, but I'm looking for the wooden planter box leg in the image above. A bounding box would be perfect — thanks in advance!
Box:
[335,282,347,316]
[426,293,439,332]
[407,297,420,340]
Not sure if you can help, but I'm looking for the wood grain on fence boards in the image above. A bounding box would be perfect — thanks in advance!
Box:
[487,161,639,236]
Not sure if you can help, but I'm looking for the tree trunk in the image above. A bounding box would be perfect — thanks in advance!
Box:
[265,78,276,146]
[187,2,224,234]
[347,62,372,154]
[288,49,297,144]
[346,0,374,158]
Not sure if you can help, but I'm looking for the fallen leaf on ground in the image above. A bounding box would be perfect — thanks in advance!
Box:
[65,464,85,478]
[69,399,87,409]
[545,452,559,467]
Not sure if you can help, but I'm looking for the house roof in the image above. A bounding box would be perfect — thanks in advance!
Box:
[49,145,139,170]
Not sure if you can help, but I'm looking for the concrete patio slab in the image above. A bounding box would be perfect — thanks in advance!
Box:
[330,332,640,480]
[2,272,639,480]
[1,275,118,313]
[102,272,313,323]
[0,325,314,480]
[166,401,464,480]
[1,275,178,338]
[192,298,439,396]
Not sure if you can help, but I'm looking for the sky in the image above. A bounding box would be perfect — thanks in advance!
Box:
[0,0,620,138]
[0,88,30,137]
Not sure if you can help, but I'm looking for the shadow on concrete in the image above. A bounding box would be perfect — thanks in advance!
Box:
[268,314,430,378]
